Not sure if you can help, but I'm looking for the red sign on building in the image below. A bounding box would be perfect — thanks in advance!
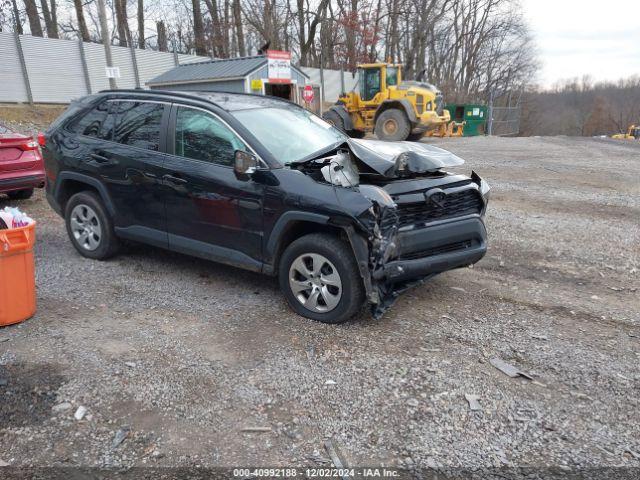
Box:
[267,50,292,84]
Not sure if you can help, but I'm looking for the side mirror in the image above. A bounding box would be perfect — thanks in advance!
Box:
[234,150,259,177]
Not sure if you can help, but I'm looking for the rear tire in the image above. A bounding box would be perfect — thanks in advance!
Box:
[375,109,411,141]
[279,233,365,324]
[65,191,120,260]
[7,189,34,200]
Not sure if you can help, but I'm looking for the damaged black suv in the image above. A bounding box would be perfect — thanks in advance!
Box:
[43,90,489,323]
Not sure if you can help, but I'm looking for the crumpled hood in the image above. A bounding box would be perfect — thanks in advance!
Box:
[347,138,465,177]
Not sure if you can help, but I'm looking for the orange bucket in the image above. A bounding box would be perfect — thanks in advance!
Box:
[0,222,36,326]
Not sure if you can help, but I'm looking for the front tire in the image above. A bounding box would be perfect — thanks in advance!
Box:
[279,233,365,324]
[65,191,120,260]
[375,109,411,141]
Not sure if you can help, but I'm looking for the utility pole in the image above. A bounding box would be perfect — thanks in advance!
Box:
[487,90,494,136]
[319,51,325,115]
[97,0,117,89]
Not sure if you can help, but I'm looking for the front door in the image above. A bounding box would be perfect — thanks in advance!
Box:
[164,104,264,270]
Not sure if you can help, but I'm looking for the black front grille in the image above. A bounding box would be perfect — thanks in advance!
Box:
[397,188,483,228]
[401,240,474,260]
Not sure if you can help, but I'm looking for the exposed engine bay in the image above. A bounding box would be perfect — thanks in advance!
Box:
[290,138,490,318]
[292,138,466,186]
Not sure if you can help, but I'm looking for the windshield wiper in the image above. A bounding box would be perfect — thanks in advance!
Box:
[288,140,348,165]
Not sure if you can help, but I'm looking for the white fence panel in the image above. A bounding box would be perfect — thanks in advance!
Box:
[20,35,87,103]
[137,49,176,87]
[178,54,209,65]
[84,42,110,93]
[0,34,237,103]
[0,32,29,103]
[111,45,137,89]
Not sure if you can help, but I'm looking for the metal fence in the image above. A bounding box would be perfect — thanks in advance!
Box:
[487,106,521,136]
[0,32,208,104]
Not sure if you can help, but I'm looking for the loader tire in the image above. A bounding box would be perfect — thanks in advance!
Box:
[406,131,426,142]
[323,109,347,133]
[375,109,411,141]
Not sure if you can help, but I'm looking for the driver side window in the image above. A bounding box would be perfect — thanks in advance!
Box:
[175,107,246,166]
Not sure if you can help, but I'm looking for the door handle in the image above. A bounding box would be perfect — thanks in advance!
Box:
[163,174,187,185]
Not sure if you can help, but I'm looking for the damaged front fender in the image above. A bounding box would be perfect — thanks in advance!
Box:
[342,184,408,319]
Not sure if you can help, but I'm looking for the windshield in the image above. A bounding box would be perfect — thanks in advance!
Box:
[232,107,347,165]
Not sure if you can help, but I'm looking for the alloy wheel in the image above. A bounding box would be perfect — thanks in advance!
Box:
[70,204,102,251]
[289,253,343,313]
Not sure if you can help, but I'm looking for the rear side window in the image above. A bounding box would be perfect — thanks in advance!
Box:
[113,101,164,151]
[67,101,110,137]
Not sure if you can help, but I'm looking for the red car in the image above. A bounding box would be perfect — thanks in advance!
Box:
[0,123,45,200]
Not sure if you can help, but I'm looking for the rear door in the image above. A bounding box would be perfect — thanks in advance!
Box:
[92,100,170,246]
[163,104,264,269]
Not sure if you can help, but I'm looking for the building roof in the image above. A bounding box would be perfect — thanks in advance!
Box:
[147,55,308,86]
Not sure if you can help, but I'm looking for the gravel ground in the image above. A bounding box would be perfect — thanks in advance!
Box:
[1,133,639,478]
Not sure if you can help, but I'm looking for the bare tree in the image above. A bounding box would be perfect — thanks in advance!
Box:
[114,0,129,46]
[232,0,245,56]
[157,19,167,51]
[72,0,90,41]
[23,0,43,36]
[11,0,23,34]
[192,0,207,55]
[39,0,59,37]
[137,0,144,48]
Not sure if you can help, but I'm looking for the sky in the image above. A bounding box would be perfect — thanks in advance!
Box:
[523,0,640,87]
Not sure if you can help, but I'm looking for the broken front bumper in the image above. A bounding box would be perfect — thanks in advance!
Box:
[374,216,487,283]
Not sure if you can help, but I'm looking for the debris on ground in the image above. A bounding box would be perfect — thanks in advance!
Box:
[306,452,331,464]
[530,333,549,341]
[0,459,10,467]
[240,427,272,433]
[124,362,136,368]
[569,391,594,401]
[52,402,72,412]
[490,357,534,380]
[625,448,640,460]
[464,394,482,411]
[0,378,7,387]
[74,406,87,421]
[324,379,337,385]
[112,426,130,448]
[324,439,350,478]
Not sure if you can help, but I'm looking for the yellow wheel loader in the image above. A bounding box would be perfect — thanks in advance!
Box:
[323,63,451,141]
[612,125,640,140]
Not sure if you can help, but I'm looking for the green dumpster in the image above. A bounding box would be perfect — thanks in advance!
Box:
[445,104,487,136]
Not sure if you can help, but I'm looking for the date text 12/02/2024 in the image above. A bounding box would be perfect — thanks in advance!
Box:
[233,468,401,477]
